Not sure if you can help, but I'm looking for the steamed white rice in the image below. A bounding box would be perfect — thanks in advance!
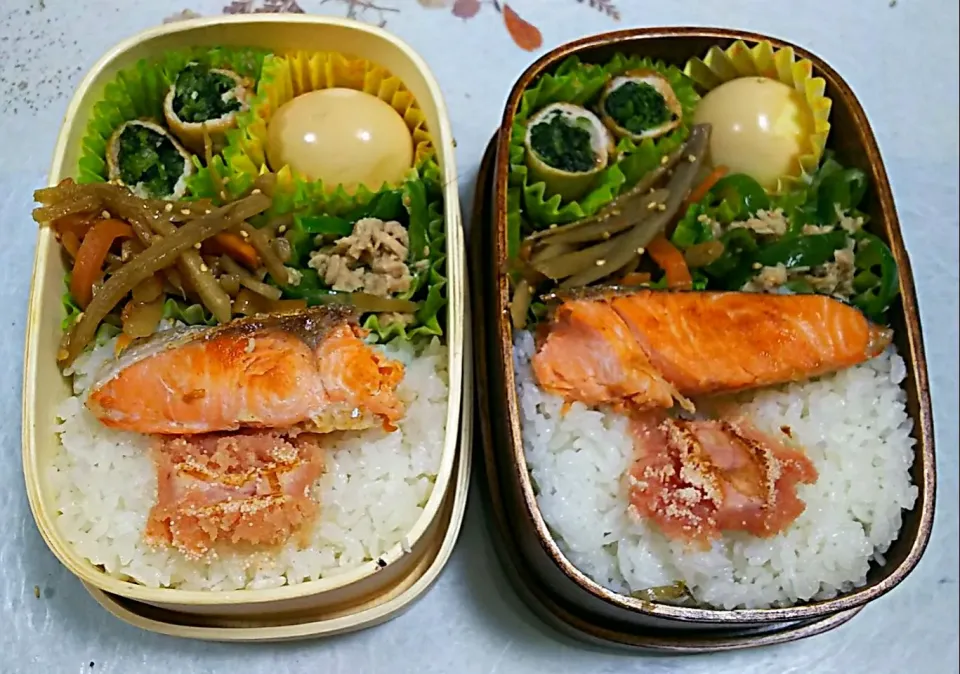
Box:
[50,332,448,591]
[514,330,918,609]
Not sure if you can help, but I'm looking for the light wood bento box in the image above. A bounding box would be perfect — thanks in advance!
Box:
[472,27,936,645]
[22,14,470,631]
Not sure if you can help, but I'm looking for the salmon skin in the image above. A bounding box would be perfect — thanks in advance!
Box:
[145,430,325,559]
[533,290,891,410]
[627,412,817,546]
[87,305,405,435]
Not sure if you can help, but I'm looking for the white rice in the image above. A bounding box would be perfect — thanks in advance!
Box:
[514,330,918,609]
[50,333,448,591]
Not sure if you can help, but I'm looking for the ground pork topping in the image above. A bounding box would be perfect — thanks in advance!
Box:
[308,218,413,298]
[803,240,856,297]
[801,224,834,235]
[285,266,303,286]
[377,312,416,328]
[730,208,789,237]
[742,263,790,293]
[838,209,865,234]
[742,240,857,298]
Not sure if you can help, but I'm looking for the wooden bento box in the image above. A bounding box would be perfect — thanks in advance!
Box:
[22,14,469,639]
[471,27,935,648]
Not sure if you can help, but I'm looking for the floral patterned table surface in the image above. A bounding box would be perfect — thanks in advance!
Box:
[0,1,957,673]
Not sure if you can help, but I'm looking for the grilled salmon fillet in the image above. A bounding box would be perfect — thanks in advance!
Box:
[533,290,891,409]
[87,306,405,435]
[145,430,325,559]
[531,298,683,410]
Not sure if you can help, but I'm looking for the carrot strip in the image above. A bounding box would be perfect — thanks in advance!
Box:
[60,231,81,260]
[681,165,728,214]
[53,211,98,240]
[648,235,693,290]
[621,272,652,286]
[71,219,133,309]
[114,333,134,356]
[202,232,261,269]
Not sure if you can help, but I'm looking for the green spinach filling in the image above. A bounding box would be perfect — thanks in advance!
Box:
[117,125,185,198]
[172,63,242,124]
[529,112,597,173]
[604,81,673,135]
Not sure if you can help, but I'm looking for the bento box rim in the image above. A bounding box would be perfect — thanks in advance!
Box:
[22,13,467,607]
[81,350,474,641]
[491,26,935,623]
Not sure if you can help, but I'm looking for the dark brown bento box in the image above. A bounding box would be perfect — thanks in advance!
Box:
[471,26,936,640]
[472,135,866,651]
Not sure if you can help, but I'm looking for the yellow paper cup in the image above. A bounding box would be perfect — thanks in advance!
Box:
[229,50,434,194]
[684,40,831,191]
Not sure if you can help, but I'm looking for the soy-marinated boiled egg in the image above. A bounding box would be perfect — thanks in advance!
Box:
[693,77,814,189]
[266,88,414,193]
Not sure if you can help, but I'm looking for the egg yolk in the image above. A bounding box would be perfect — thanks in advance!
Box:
[266,88,414,193]
[693,77,814,189]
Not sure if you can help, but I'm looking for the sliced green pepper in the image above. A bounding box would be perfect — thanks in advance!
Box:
[295,214,353,237]
[282,270,353,308]
[852,233,899,320]
[753,230,849,269]
[345,189,405,222]
[672,175,770,251]
[783,278,814,294]
[283,267,323,295]
[811,156,845,186]
[285,219,318,267]
[673,174,771,251]
[528,300,548,324]
[671,203,714,249]
[709,174,770,221]
[703,228,759,282]
[776,155,869,232]
[816,167,868,225]
[646,275,669,290]
[402,178,430,263]
[775,185,819,235]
